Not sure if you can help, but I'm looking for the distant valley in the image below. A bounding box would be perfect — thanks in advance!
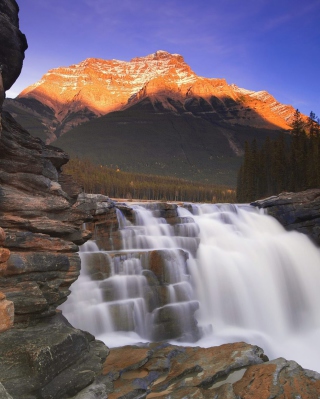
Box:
[4,50,303,186]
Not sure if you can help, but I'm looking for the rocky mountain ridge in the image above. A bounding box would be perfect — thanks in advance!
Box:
[6,50,299,143]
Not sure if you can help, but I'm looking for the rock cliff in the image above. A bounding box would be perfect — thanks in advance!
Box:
[251,189,320,246]
[0,111,111,398]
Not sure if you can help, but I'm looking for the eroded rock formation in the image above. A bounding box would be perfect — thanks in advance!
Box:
[0,111,110,398]
[252,189,320,246]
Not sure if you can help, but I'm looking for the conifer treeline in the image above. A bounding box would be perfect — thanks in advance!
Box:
[237,110,320,202]
[64,158,236,203]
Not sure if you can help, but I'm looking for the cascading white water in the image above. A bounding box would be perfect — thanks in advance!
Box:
[60,203,320,372]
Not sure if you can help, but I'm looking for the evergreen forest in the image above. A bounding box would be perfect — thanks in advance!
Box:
[237,110,320,202]
[63,158,236,203]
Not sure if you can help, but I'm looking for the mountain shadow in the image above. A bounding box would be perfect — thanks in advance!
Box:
[54,95,287,187]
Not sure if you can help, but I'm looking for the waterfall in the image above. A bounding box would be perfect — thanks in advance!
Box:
[60,203,320,372]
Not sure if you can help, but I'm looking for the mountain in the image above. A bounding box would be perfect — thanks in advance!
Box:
[4,50,302,186]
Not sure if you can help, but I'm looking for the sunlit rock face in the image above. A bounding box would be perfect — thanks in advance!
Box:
[15,50,299,141]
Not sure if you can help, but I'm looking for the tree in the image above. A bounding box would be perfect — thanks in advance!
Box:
[236,111,320,203]
[291,109,305,137]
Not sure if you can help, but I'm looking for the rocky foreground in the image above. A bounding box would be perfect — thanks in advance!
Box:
[100,342,320,399]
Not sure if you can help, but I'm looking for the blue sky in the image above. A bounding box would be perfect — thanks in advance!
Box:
[8,0,320,118]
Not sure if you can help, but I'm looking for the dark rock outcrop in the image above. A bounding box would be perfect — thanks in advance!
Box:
[0,0,27,92]
[0,314,109,399]
[251,189,320,246]
[101,342,320,398]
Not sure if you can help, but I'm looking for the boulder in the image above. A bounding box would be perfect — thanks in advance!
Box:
[251,189,320,246]
[0,314,109,399]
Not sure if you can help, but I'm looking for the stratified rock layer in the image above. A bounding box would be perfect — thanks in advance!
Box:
[251,189,320,246]
[0,112,109,398]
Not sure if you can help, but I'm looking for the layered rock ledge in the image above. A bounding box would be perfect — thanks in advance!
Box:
[0,112,109,398]
[251,189,320,246]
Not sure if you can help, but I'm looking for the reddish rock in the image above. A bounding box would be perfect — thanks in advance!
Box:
[0,226,5,245]
[0,295,14,332]
[101,342,320,398]
[233,358,320,398]
[0,247,10,263]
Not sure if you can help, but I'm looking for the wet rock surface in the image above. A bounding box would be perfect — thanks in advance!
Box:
[251,189,320,246]
[78,202,201,342]
[101,342,320,398]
